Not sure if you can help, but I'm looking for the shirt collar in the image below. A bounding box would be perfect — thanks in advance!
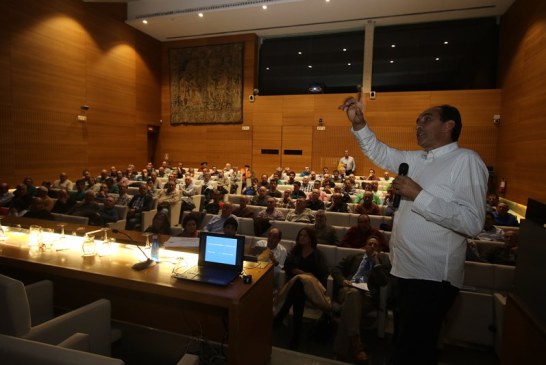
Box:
[422,142,459,160]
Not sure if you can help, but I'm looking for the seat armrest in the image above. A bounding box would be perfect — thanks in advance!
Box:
[141,209,157,232]
[57,332,90,352]
[25,298,112,356]
[106,220,126,231]
[25,280,54,326]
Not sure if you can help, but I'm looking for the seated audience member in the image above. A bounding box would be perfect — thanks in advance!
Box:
[116,184,132,206]
[23,177,37,199]
[331,236,391,363]
[157,166,166,178]
[174,162,186,179]
[204,189,223,214]
[205,202,237,233]
[494,202,519,227]
[51,188,74,214]
[252,228,287,289]
[35,186,54,212]
[232,196,255,218]
[98,169,109,183]
[95,184,109,203]
[70,179,87,203]
[179,213,200,237]
[321,174,336,191]
[156,181,180,213]
[250,186,269,207]
[137,168,149,181]
[215,170,230,196]
[9,184,32,216]
[341,180,356,197]
[355,183,381,206]
[300,166,311,177]
[179,175,197,212]
[0,182,14,208]
[115,170,130,186]
[354,191,380,215]
[486,192,500,213]
[222,216,239,237]
[484,230,519,265]
[52,172,73,191]
[284,171,297,186]
[23,197,54,221]
[382,187,395,216]
[382,171,391,181]
[306,189,326,211]
[341,214,387,251]
[105,177,119,194]
[309,171,318,182]
[267,178,282,198]
[314,209,339,245]
[476,212,505,241]
[148,171,162,192]
[465,239,485,262]
[67,190,102,225]
[310,180,329,201]
[98,196,119,226]
[366,168,380,181]
[257,197,285,221]
[285,197,315,223]
[332,169,344,183]
[290,181,307,199]
[126,183,154,230]
[279,190,295,209]
[145,211,171,235]
[86,176,101,192]
[243,177,259,196]
[328,193,350,213]
[300,176,313,193]
[273,227,329,350]
[258,174,270,189]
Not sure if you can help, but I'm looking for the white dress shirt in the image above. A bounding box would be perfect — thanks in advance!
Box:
[353,125,488,288]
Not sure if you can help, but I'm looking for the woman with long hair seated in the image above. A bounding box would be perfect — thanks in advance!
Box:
[144,211,171,235]
[273,227,329,350]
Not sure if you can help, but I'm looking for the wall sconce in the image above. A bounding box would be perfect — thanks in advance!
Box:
[316,118,326,131]
[493,114,501,126]
[77,105,89,122]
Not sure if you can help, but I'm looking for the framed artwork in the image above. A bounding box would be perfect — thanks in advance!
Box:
[169,43,243,125]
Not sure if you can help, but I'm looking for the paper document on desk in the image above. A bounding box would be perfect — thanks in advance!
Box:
[164,236,199,248]
[352,282,369,291]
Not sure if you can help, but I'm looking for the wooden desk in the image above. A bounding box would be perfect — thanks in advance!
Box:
[0,217,273,365]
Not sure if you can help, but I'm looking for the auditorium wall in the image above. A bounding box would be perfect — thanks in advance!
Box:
[498,0,546,204]
[0,0,161,187]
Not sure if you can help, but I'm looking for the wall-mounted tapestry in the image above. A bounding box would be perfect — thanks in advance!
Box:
[169,43,243,125]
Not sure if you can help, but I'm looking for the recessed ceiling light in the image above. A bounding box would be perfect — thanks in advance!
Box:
[390,60,394,63]
[391,44,396,48]
[142,19,148,24]
[266,67,270,71]
[444,41,449,45]
[198,13,204,18]
[325,0,331,2]
[347,62,351,66]
[342,48,347,52]
[298,51,302,55]
[308,65,313,68]
[262,5,267,10]
[435,57,440,61]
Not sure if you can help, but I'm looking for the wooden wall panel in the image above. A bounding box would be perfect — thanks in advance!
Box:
[281,126,312,170]
[0,0,161,186]
[498,0,546,203]
[252,126,281,177]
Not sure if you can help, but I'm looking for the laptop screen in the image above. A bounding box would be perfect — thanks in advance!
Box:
[198,232,244,269]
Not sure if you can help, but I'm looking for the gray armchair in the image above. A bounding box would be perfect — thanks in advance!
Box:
[0,274,115,356]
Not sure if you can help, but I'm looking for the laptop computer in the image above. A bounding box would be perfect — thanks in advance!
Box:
[173,232,244,286]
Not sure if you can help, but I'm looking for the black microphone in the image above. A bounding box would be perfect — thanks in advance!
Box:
[111,229,155,271]
[393,163,409,209]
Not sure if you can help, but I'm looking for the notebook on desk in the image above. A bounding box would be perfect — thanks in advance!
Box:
[173,232,244,286]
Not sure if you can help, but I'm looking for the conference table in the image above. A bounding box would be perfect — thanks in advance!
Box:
[0,216,273,365]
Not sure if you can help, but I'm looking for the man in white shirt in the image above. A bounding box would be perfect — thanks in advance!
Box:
[253,227,287,289]
[340,94,488,365]
[339,150,356,175]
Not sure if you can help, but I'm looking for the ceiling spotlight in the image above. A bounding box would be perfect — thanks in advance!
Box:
[142,19,148,24]
[342,48,347,52]
[444,41,449,45]
[262,5,267,10]
[391,44,396,48]
[198,13,204,18]
[435,57,440,61]
[308,83,324,93]
[308,65,313,68]
[390,60,394,63]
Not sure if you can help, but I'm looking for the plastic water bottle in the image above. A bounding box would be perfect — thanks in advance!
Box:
[151,234,159,262]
